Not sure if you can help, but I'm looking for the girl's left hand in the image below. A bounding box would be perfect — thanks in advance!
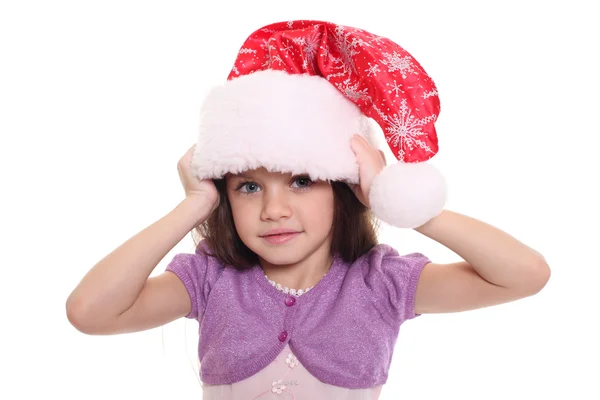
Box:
[349,134,387,208]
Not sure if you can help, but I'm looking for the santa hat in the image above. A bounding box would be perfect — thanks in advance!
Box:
[191,20,447,229]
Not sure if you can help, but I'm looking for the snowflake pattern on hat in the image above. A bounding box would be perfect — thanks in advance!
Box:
[228,20,441,163]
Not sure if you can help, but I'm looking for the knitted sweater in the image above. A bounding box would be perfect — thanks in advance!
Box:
[165,240,430,390]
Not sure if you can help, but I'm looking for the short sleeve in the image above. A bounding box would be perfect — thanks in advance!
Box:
[362,244,431,324]
[165,240,224,320]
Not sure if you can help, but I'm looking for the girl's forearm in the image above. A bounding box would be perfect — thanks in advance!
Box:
[66,197,212,324]
[414,210,550,291]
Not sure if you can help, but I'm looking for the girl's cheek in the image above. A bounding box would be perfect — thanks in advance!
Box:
[234,198,259,215]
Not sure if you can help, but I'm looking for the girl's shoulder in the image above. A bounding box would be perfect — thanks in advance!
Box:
[352,243,431,322]
[164,240,228,319]
[361,242,430,263]
[166,240,227,287]
[352,242,431,289]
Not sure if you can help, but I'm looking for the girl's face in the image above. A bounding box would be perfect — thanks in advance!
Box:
[226,167,335,267]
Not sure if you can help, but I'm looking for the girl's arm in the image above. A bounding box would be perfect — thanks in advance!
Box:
[412,210,550,314]
[414,210,549,290]
[349,135,550,313]
[66,197,212,332]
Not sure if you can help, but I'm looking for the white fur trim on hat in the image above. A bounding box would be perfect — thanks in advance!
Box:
[369,161,448,228]
[191,69,376,183]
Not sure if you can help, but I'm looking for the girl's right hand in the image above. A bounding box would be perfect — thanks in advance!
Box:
[177,144,219,213]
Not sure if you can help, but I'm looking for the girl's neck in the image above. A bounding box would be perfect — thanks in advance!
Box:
[259,247,333,291]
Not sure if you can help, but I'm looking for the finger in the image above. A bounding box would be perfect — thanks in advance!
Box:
[352,134,377,157]
[354,134,370,148]
[356,135,385,160]
[377,149,387,166]
[350,135,366,157]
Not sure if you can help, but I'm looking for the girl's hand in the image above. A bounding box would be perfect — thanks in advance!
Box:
[177,144,219,213]
[349,134,387,208]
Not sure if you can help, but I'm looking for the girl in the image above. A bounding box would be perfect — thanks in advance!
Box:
[66,20,550,399]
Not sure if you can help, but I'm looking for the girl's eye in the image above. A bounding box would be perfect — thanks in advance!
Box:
[235,177,312,193]
[238,182,261,193]
[291,176,313,189]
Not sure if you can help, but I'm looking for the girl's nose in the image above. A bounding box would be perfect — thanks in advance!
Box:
[260,188,292,221]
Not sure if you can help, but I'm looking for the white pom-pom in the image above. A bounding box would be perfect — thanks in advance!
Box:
[369,162,448,229]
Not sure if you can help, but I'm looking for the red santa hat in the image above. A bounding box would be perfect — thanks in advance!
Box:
[191,20,447,228]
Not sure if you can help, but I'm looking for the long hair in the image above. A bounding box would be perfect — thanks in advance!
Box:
[191,178,381,268]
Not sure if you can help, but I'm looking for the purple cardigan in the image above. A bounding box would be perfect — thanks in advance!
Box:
[165,241,430,389]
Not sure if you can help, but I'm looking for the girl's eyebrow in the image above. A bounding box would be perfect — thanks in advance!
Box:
[230,173,256,181]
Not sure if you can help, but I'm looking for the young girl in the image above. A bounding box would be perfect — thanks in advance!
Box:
[66,20,550,399]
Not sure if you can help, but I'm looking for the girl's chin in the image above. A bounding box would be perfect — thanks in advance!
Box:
[254,246,309,267]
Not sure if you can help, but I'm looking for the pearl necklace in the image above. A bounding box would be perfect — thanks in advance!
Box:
[264,273,327,297]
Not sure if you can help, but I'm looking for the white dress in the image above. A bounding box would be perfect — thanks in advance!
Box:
[201,344,383,400]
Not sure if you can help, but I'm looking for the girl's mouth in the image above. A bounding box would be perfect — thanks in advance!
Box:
[261,232,301,245]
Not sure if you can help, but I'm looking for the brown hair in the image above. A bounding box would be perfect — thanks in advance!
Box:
[192,178,380,270]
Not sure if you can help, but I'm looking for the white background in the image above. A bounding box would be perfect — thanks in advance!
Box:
[1,0,598,399]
